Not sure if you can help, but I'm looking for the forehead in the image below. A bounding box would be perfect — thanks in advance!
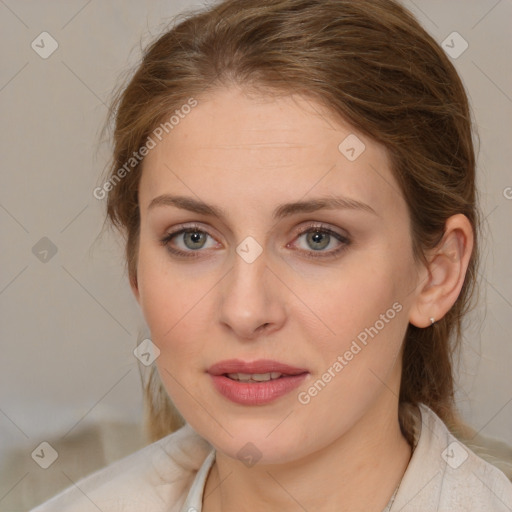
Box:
[139,86,405,220]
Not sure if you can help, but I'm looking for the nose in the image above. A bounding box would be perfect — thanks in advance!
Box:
[217,248,287,340]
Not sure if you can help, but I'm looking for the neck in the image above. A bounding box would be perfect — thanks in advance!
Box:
[202,392,413,512]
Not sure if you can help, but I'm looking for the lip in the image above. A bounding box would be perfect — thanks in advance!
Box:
[207,359,308,376]
[207,359,309,405]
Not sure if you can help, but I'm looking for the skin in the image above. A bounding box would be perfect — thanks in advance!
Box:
[131,85,473,511]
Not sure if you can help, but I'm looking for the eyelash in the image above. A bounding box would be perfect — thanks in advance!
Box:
[159,222,351,260]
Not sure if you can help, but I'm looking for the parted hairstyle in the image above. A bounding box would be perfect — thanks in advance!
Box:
[102,0,481,446]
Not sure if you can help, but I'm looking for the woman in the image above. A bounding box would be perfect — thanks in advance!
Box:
[32,0,512,510]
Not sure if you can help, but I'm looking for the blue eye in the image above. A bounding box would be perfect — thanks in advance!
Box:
[291,226,350,259]
[160,226,217,258]
[160,223,350,260]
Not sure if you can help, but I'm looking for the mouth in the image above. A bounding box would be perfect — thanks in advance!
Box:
[224,371,289,382]
[207,358,308,377]
[207,359,309,405]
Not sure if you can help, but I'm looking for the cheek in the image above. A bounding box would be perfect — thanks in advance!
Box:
[135,243,218,368]
[136,244,191,342]
[292,245,413,387]
[300,261,402,337]
[292,264,408,422]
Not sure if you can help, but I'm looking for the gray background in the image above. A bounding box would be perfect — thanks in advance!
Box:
[0,0,511,509]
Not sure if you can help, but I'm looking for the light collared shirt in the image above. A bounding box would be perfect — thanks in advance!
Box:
[31,404,512,511]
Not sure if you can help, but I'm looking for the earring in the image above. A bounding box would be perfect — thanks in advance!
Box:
[430,317,435,325]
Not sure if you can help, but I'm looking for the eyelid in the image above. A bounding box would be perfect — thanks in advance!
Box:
[289,221,350,240]
[162,222,219,241]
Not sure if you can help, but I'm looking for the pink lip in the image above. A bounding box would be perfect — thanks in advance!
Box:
[207,359,309,405]
[207,359,308,376]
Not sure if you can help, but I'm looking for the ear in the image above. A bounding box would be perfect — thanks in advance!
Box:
[409,214,474,328]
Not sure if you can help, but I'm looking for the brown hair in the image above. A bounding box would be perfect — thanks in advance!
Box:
[102,0,480,444]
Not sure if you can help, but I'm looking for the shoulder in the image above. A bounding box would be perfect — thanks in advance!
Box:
[392,403,512,512]
[29,423,214,512]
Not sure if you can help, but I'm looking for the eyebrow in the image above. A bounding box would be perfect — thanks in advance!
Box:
[148,194,377,220]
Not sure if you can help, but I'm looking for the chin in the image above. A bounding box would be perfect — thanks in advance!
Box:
[196,419,309,465]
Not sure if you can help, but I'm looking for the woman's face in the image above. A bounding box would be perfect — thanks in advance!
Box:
[134,85,423,463]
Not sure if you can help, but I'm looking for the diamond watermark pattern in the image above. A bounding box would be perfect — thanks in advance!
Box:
[31,441,58,469]
[338,134,366,161]
[32,237,58,263]
[237,442,262,468]
[31,32,59,59]
[133,338,160,366]
[236,236,263,264]
[442,32,468,59]
[441,441,469,469]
